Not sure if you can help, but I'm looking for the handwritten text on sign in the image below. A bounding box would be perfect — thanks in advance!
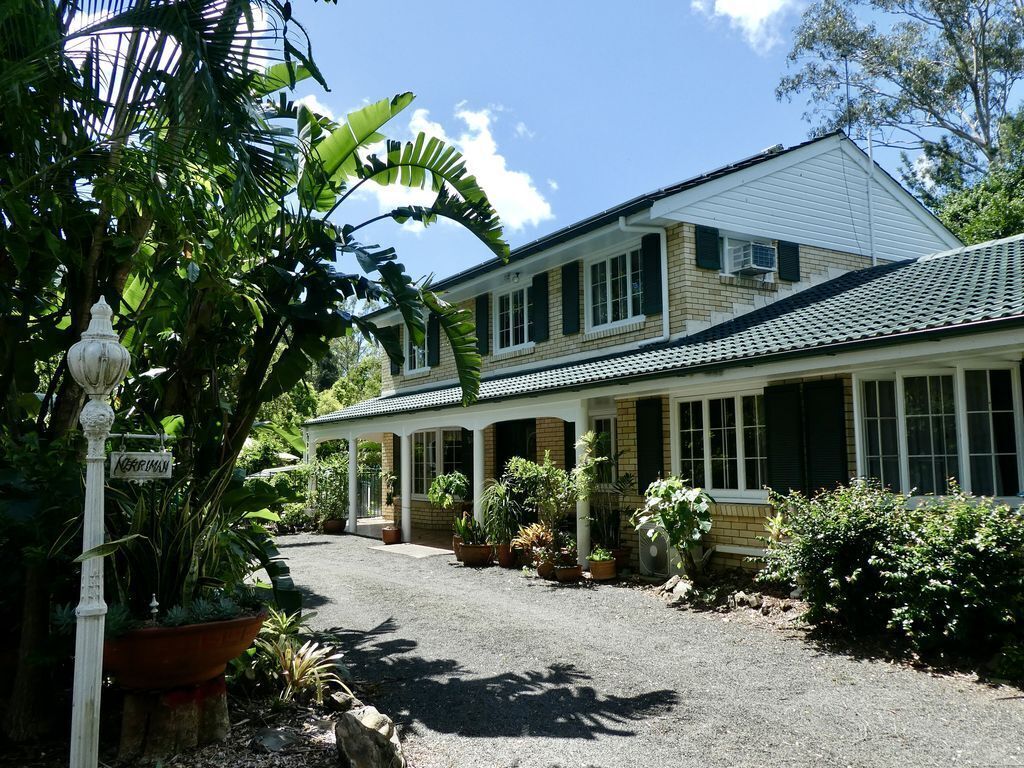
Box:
[109,451,173,480]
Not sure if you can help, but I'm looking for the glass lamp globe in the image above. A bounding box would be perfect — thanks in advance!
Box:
[67,296,131,397]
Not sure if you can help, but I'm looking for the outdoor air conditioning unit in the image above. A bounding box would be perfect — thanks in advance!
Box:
[637,522,682,579]
[729,241,776,276]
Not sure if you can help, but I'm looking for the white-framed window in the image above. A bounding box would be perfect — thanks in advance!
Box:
[411,428,465,497]
[591,415,617,485]
[672,392,766,499]
[412,431,436,495]
[855,366,1023,499]
[586,248,643,329]
[405,322,428,374]
[495,285,530,351]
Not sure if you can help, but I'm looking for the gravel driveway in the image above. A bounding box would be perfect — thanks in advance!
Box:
[280,534,1023,768]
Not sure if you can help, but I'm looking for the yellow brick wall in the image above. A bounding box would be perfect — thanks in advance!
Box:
[535,417,567,469]
[381,221,880,394]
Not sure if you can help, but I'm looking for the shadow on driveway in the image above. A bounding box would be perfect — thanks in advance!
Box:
[322,619,680,740]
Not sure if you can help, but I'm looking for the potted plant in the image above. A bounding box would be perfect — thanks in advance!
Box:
[382,523,402,545]
[512,523,556,578]
[553,537,582,583]
[322,514,347,535]
[481,480,520,567]
[455,516,492,567]
[430,471,470,556]
[632,476,715,584]
[451,513,469,560]
[587,545,617,581]
[311,454,348,534]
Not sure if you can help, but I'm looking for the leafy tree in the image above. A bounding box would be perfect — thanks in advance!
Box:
[779,0,1024,202]
[0,0,507,740]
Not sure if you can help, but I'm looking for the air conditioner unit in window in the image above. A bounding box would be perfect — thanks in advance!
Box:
[637,522,682,579]
[729,242,776,276]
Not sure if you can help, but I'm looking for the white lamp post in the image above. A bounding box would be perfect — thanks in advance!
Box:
[66,297,130,768]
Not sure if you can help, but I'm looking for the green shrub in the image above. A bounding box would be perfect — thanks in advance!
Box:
[428,471,469,511]
[278,502,315,533]
[310,454,348,522]
[883,490,1024,661]
[762,482,1024,672]
[632,476,715,583]
[760,483,911,634]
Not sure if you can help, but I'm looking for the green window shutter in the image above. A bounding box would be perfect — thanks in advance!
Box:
[802,379,848,492]
[426,313,440,367]
[777,240,800,282]
[561,261,581,335]
[460,428,474,495]
[563,421,576,472]
[764,384,806,494]
[475,294,490,355]
[640,234,663,316]
[636,397,664,495]
[531,272,549,343]
[392,434,401,486]
[695,225,721,270]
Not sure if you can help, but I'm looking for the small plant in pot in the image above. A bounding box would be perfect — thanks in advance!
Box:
[512,523,557,578]
[311,454,348,534]
[554,537,582,583]
[454,515,491,567]
[430,471,469,556]
[587,545,617,581]
[481,480,520,568]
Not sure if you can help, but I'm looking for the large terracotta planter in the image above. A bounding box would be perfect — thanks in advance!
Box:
[382,526,401,545]
[588,558,617,581]
[496,543,516,568]
[555,564,583,583]
[536,560,556,580]
[104,612,264,690]
[323,518,346,535]
[459,543,492,567]
[452,535,464,561]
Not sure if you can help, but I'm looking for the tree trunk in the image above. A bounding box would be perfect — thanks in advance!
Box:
[4,563,52,741]
[118,676,230,761]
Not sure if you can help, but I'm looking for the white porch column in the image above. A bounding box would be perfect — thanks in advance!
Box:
[400,432,412,542]
[472,427,485,525]
[347,435,358,534]
[574,401,591,567]
[305,437,318,501]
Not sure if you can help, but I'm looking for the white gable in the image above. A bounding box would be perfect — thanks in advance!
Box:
[649,135,960,261]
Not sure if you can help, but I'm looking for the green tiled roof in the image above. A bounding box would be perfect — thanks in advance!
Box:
[306,236,1024,427]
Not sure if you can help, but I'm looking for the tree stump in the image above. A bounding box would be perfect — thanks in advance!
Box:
[118,676,230,761]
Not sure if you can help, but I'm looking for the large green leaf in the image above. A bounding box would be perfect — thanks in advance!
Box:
[301,93,415,197]
[390,185,509,261]
[422,291,480,405]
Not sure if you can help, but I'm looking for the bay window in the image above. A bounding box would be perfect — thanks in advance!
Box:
[857,367,1022,498]
[588,248,643,329]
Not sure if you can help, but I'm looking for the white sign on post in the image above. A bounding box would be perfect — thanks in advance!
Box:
[109,450,173,480]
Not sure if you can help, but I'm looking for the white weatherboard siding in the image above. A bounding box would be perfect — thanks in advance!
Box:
[650,137,959,261]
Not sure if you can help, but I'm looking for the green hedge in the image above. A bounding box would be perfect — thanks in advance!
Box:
[761,483,1024,678]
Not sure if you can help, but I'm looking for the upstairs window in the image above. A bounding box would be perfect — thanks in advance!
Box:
[588,249,642,328]
[496,286,530,351]
[406,322,428,374]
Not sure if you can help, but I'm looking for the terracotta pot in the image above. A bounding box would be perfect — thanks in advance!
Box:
[588,558,617,581]
[496,543,516,568]
[452,535,464,561]
[103,612,264,690]
[536,560,556,580]
[555,564,583,583]
[323,518,346,535]
[459,543,492,567]
[382,526,401,545]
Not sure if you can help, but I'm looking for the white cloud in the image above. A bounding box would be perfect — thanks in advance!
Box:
[357,105,554,233]
[515,121,536,139]
[691,0,801,50]
[547,179,559,192]
[294,94,336,121]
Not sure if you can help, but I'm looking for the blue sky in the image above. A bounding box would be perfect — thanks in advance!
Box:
[291,0,901,282]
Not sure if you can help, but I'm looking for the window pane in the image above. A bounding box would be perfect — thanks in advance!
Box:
[630,250,643,316]
[591,262,607,326]
[965,370,988,411]
[708,398,737,489]
[679,401,705,486]
[996,454,1020,497]
[971,455,995,496]
[878,381,897,417]
[610,254,627,322]
[968,413,992,453]
[442,430,462,476]
[903,375,957,494]
[991,369,1014,411]
[904,376,929,415]
[864,382,878,417]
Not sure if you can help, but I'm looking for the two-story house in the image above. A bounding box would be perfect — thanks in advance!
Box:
[303,131,1024,573]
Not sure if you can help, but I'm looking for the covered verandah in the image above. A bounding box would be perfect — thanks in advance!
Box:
[302,392,598,565]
